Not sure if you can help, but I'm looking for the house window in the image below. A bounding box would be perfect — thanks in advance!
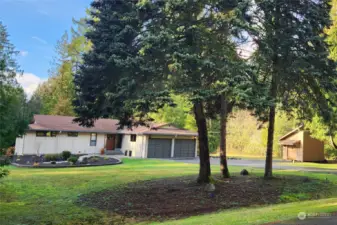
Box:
[36,131,57,137]
[130,134,136,142]
[68,132,78,137]
[90,133,97,146]
[36,131,46,137]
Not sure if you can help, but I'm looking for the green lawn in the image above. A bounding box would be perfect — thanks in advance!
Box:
[279,161,337,170]
[0,159,336,225]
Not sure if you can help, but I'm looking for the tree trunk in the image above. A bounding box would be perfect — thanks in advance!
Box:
[264,76,277,178]
[220,94,230,178]
[330,134,337,149]
[194,101,211,183]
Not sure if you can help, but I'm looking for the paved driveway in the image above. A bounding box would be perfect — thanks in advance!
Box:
[170,158,337,174]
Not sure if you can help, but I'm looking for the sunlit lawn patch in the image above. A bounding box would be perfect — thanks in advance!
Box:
[0,159,336,225]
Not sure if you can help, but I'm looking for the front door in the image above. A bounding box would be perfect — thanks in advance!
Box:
[106,134,115,150]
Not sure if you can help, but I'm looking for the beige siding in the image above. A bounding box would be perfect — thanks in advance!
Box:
[15,131,106,155]
[120,134,147,157]
[302,131,325,162]
[281,131,304,161]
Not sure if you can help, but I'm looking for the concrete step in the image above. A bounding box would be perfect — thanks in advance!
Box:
[105,150,123,155]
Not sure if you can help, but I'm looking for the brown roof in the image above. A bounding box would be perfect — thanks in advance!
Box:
[279,125,304,141]
[29,115,197,136]
[280,139,301,146]
[29,115,119,134]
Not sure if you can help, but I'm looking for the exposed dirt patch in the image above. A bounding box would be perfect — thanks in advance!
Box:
[78,175,332,222]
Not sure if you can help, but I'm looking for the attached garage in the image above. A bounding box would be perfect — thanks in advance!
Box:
[147,138,172,158]
[174,139,196,158]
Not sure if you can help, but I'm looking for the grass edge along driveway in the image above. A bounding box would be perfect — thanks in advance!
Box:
[0,158,336,225]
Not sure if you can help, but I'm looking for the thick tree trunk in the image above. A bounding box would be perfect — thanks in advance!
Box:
[220,94,230,178]
[330,135,337,149]
[194,101,211,183]
[265,76,277,178]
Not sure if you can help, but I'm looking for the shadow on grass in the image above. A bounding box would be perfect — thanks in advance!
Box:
[77,173,337,223]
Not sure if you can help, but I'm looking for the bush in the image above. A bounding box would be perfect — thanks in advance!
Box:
[44,154,61,162]
[0,156,10,180]
[62,151,72,160]
[68,156,79,164]
[325,146,337,160]
[88,156,101,163]
[6,147,15,157]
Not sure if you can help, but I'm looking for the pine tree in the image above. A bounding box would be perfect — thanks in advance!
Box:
[138,0,255,181]
[0,22,30,150]
[250,0,337,178]
[74,0,173,129]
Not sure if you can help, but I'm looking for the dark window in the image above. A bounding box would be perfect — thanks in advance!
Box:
[36,131,46,137]
[67,132,78,137]
[130,134,136,142]
[36,131,57,137]
[90,133,97,146]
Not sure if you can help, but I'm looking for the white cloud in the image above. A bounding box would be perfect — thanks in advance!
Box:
[16,73,46,99]
[32,36,47,45]
[19,51,28,57]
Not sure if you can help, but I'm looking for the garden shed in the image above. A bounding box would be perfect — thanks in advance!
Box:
[279,127,325,162]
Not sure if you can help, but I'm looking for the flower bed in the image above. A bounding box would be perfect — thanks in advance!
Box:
[11,154,121,168]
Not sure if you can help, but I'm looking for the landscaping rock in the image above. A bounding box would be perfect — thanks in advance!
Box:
[204,183,216,192]
[240,169,249,176]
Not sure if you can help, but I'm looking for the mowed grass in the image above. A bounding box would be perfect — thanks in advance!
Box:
[0,159,336,225]
[279,161,337,170]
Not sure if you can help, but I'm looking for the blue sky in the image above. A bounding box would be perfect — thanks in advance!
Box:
[0,0,91,97]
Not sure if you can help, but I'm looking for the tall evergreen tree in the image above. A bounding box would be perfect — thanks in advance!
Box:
[74,0,173,129]
[249,0,337,178]
[33,17,92,116]
[0,22,30,150]
[138,0,255,180]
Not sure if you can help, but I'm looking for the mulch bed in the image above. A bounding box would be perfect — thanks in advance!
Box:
[78,175,309,222]
[11,155,121,168]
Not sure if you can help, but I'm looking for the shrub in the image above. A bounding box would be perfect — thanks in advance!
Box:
[44,154,61,162]
[0,156,10,180]
[325,146,337,160]
[68,156,79,164]
[6,147,15,157]
[81,157,88,164]
[62,151,72,160]
[88,156,100,163]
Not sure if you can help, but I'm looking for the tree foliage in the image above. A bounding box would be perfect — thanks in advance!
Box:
[0,22,30,150]
[249,0,337,177]
[0,22,30,179]
[326,0,337,61]
[33,19,92,116]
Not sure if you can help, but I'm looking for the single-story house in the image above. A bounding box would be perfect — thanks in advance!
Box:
[279,127,325,162]
[15,115,198,158]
